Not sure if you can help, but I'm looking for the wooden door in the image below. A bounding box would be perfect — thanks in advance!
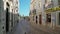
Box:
[39,15,42,24]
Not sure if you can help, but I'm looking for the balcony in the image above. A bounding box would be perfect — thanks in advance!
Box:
[45,6,60,13]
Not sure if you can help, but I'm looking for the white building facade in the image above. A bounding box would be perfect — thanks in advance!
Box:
[0,0,19,34]
[30,0,60,29]
[30,0,45,25]
[45,0,60,28]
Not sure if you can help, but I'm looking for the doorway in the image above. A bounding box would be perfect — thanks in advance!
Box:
[39,15,42,24]
[59,13,60,25]
[46,14,51,23]
[6,2,10,32]
[36,16,38,24]
[6,8,9,32]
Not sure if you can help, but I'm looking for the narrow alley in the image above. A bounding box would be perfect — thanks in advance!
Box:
[0,0,60,34]
[7,19,60,34]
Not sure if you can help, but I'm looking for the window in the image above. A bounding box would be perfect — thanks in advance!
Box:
[0,7,1,12]
[0,7,1,10]
[29,11,31,15]
[39,3,40,7]
[33,16,34,21]
[33,9,36,15]
[2,26,4,29]
[16,1,18,4]
[0,19,1,22]
[12,9,13,11]
[45,0,47,3]
[58,0,60,5]
[6,2,10,6]
[43,4,45,9]
[16,10,18,12]
[2,18,5,21]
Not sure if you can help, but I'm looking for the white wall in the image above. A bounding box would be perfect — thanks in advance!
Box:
[51,12,56,28]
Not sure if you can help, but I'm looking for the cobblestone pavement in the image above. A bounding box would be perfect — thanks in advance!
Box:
[7,19,60,34]
[29,21,60,34]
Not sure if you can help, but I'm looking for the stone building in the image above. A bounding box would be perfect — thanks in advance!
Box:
[30,0,60,28]
[12,0,19,27]
[0,0,19,34]
[30,0,35,23]
[45,0,60,28]
[0,0,5,34]
[30,0,38,24]
[30,0,45,25]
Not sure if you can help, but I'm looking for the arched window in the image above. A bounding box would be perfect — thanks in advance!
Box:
[6,2,10,6]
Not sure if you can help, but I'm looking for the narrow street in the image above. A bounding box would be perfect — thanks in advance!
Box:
[11,19,31,34]
[8,19,54,34]
[1,0,60,34]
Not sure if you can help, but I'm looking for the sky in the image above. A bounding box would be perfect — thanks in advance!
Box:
[19,0,30,16]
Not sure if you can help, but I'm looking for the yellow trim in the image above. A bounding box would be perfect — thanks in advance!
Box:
[45,6,60,13]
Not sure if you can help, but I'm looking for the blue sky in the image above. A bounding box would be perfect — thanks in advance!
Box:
[19,0,30,16]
